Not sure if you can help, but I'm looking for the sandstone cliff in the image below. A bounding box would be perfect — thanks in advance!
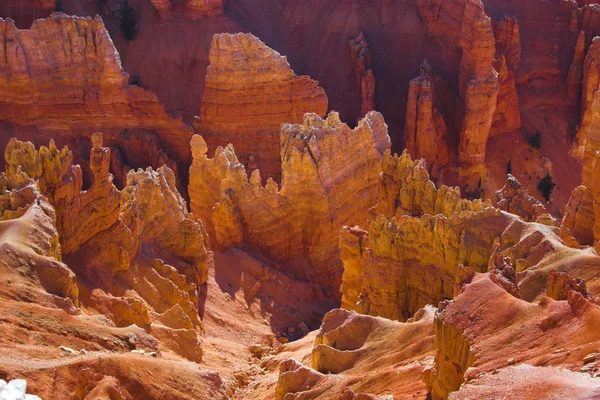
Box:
[404,60,448,180]
[190,111,390,300]
[197,33,329,182]
[0,14,192,184]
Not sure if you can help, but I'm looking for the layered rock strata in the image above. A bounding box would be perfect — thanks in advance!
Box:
[349,32,376,118]
[404,60,448,179]
[189,111,390,300]
[418,0,499,192]
[495,17,521,70]
[340,150,571,321]
[197,33,328,182]
[0,14,192,183]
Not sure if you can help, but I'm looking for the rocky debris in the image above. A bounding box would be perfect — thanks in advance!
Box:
[0,379,41,400]
[190,111,389,300]
[349,32,376,117]
[196,33,328,181]
[404,60,449,179]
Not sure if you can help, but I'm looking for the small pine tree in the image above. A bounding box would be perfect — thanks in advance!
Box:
[119,1,138,42]
[528,130,542,149]
[55,0,64,12]
[506,160,512,175]
[538,173,556,202]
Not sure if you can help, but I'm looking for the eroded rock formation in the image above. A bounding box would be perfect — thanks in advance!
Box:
[4,136,210,362]
[340,151,494,320]
[493,174,548,223]
[190,111,389,299]
[273,308,436,399]
[0,14,192,184]
[349,32,376,118]
[491,56,521,136]
[495,17,521,70]
[404,60,448,179]
[197,33,328,182]
[567,31,587,100]
[418,0,500,191]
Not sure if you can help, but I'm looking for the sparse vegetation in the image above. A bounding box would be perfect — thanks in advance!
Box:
[119,1,138,42]
[130,75,141,86]
[528,130,542,149]
[538,173,556,202]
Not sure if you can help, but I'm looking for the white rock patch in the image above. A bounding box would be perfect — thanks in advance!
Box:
[0,379,41,400]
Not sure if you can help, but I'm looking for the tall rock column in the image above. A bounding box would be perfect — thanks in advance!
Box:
[349,32,376,118]
[418,0,499,194]
[404,60,448,179]
[563,37,600,251]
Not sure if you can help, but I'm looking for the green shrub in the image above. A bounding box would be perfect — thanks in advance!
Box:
[528,130,542,149]
[119,1,138,41]
[538,173,555,201]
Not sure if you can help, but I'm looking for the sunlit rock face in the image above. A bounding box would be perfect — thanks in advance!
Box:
[190,111,389,300]
[196,33,328,182]
[0,14,192,185]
